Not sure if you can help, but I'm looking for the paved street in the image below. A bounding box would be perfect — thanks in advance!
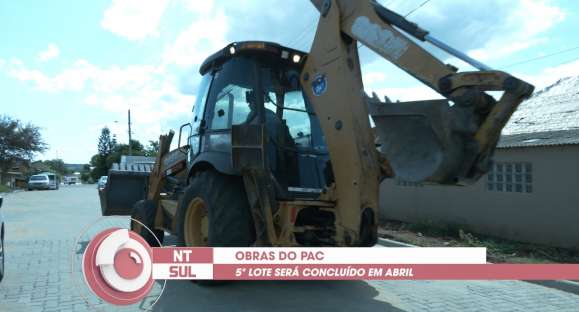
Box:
[1,185,579,311]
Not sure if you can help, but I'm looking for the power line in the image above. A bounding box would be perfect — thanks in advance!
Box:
[294,22,317,50]
[405,0,432,17]
[502,45,579,69]
[550,55,579,68]
[287,9,320,49]
[287,22,313,48]
[289,22,316,49]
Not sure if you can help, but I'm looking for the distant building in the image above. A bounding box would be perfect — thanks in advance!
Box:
[0,160,29,188]
[64,163,87,172]
[379,76,579,250]
[110,156,155,173]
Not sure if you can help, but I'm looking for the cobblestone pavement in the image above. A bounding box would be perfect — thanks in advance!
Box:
[1,185,579,311]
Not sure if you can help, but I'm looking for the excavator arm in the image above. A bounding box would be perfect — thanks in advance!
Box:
[300,0,534,245]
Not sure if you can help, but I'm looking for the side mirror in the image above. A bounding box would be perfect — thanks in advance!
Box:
[178,122,193,154]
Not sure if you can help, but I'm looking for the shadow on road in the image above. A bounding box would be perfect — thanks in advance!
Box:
[150,279,405,312]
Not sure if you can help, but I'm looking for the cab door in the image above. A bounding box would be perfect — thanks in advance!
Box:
[188,74,213,160]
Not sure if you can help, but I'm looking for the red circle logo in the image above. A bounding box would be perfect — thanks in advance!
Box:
[82,228,154,305]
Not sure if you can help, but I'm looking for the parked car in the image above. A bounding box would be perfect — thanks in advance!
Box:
[27,173,59,190]
[0,196,5,282]
[64,176,78,185]
[97,176,108,191]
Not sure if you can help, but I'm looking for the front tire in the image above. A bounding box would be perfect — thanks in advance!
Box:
[177,170,255,286]
[176,169,255,248]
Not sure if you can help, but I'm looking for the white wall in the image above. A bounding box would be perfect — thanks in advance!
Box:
[379,145,579,249]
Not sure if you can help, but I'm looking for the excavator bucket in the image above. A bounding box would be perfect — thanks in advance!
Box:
[99,159,153,216]
[98,136,187,217]
[369,70,534,185]
[370,97,472,184]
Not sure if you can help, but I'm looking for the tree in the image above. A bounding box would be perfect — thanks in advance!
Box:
[145,140,159,157]
[98,127,114,157]
[30,159,70,176]
[111,135,118,151]
[80,164,92,183]
[0,115,47,183]
[90,154,108,181]
[89,134,148,181]
[90,127,115,181]
[105,140,145,169]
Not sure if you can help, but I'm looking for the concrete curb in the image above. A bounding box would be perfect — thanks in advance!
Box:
[377,237,579,296]
[378,237,417,248]
[525,280,579,295]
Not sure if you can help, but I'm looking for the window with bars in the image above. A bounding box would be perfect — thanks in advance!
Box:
[487,162,533,193]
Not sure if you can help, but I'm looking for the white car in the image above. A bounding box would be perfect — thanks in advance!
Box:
[0,196,5,282]
[97,176,108,190]
[28,173,59,191]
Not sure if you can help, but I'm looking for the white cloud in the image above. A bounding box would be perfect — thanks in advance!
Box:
[467,0,565,61]
[38,43,60,61]
[4,0,572,156]
[517,59,579,91]
[162,9,228,67]
[383,0,565,66]
[101,0,170,41]
[358,0,568,103]
[363,72,386,86]
[7,59,194,146]
[181,0,215,15]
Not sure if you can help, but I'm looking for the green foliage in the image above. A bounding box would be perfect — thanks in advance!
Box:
[105,140,146,169]
[80,164,92,183]
[98,127,115,156]
[90,127,118,181]
[145,140,159,157]
[0,115,47,183]
[407,220,462,238]
[80,171,92,183]
[90,153,108,181]
[30,159,71,178]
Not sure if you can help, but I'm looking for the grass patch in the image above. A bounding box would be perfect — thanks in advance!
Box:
[0,184,11,193]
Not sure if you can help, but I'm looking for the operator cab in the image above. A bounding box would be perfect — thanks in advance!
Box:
[186,41,331,198]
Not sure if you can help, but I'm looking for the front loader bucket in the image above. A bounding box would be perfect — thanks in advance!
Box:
[370,99,479,184]
[99,163,152,216]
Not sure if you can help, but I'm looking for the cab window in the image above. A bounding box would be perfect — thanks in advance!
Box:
[206,57,256,130]
[282,91,311,147]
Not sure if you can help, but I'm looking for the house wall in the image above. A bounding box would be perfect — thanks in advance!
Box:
[379,145,579,249]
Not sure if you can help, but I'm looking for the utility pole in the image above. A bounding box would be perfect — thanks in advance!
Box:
[128,109,132,156]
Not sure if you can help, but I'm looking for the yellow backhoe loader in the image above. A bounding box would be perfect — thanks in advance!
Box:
[102,0,534,250]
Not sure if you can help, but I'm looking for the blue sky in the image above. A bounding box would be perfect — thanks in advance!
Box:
[1,0,578,163]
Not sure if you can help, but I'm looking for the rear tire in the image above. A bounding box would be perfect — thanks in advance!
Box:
[131,200,164,247]
[176,169,255,286]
